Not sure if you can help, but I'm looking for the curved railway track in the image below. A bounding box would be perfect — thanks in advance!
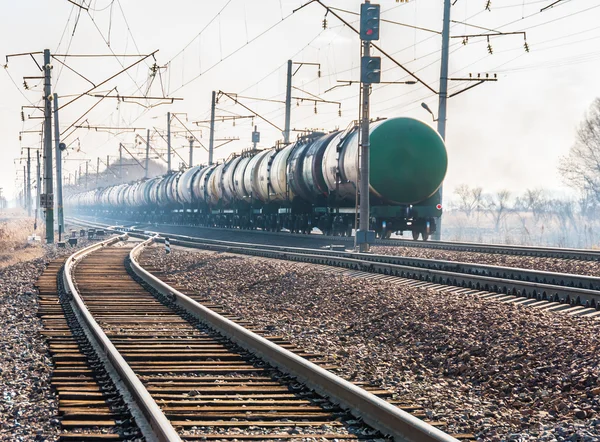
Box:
[74,215,600,262]
[39,234,460,441]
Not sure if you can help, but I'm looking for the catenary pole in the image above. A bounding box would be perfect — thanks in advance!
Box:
[43,49,54,243]
[23,166,26,210]
[433,0,451,241]
[145,129,150,178]
[189,137,193,168]
[167,112,172,172]
[209,91,216,165]
[283,60,292,144]
[26,148,31,217]
[358,35,371,253]
[53,93,64,237]
[35,150,40,229]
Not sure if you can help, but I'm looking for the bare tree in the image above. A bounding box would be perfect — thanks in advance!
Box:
[484,190,512,232]
[454,184,483,218]
[559,98,600,204]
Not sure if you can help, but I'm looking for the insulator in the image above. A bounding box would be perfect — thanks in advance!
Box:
[322,18,327,29]
[524,42,530,53]
[318,69,321,78]
[20,111,25,122]
[314,105,317,114]
[462,37,468,45]
[485,0,491,11]
[487,43,493,55]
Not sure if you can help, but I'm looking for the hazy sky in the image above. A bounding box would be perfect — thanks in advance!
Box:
[1,0,599,201]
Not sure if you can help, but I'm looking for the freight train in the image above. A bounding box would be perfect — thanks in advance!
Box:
[66,117,448,240]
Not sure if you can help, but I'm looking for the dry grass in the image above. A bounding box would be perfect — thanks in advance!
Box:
[0,217,45,268]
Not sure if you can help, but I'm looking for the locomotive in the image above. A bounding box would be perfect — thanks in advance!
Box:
[66,117,448,240]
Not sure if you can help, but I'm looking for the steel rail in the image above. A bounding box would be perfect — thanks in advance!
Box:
[149,234,600,309]
[138,230,600,292]
[130,236,459,442]
[66,218,600,308]
[62,235,182,442]
[73,215,600,261]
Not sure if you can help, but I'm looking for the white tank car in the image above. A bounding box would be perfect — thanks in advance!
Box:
[221,156,243,204]
[322,130,357,201]
[232,156,252,201]
[269,144,295,202]
[177,166,202,204]
[243,150,271,200]
[193,165,216,204]
[207,163,225,204]
[255,149,278,202]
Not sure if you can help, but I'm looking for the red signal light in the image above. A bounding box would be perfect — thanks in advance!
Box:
[366,29,374,36]
[436,204,442,210]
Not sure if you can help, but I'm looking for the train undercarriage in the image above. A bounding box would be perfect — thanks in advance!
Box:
[81,200,439,240]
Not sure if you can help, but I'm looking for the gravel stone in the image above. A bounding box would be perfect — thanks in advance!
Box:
[0,235,96,441]
[146,247,600,441]
[371,246,600,277]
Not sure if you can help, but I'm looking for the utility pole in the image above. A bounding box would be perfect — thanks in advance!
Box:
[26,148,31,217]
[85,160,89,190]
[119,143,123,180]
[283,60,292,144]
[96,157,100,188]
[53,93,64,237]
[188,137,194,168]
[23,166,26,211]
[43,49,54,244]
[167,112,172,172]
[35,150,40,229]
[252,125,260,150]
[209,91,216,165]
[433,0,451,241]
[356,2,380,253]
[145,129,150,178]
[358,39,371,253]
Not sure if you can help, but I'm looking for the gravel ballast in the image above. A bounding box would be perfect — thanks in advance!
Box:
[146,247,600,442]
[0,233,96,441]
[0,254,59,441]
[371,246,600,277]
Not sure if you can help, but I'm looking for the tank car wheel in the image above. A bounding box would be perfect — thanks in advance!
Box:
[422,231,430,241]
[412,230,420,241]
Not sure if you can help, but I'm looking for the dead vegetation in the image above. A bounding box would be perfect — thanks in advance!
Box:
[0,217,44,268]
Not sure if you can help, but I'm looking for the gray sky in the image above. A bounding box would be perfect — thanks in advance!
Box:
[1,0,599,201]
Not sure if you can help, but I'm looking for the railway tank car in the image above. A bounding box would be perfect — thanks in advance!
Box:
[66,117,447,240]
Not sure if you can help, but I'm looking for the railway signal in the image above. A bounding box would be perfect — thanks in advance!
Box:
[361,56,381,84]
[360,3,380,41]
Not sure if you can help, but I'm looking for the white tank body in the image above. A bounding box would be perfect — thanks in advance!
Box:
[270,144,295,202]
[233,156,252,200]
[177,166,202,204]
[221,157,242,203]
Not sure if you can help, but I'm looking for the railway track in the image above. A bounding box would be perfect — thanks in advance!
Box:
[68,218,600,314]
[38,234,461,441]
[37,255,149,440]
[73,215,600,262]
